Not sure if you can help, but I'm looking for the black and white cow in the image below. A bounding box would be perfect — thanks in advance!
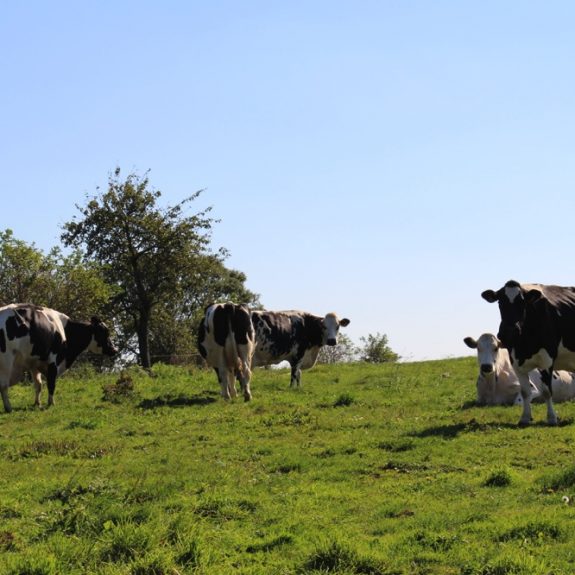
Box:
[482,280,575,425]
[251,310,350,387]
[197,303,255,401]
[0,304,117,413]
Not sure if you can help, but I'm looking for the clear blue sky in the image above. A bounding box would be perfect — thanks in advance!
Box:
[2,1,575,361]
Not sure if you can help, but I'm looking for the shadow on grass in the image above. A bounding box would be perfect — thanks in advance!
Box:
[409,417,574,439]
[138,390,218,410]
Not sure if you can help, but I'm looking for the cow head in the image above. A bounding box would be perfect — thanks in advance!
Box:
[464,333,502,376]
[90,317,118,357]
[481,280,542,350]
[323,313,350,346]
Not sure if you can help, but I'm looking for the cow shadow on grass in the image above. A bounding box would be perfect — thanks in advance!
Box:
[138,390,218,410]
[409,417,574,439]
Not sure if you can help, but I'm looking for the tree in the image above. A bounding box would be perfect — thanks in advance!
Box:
[359,332,399,363]
[0,229,112,318]
[62,168,243,368]
[0,229,54,305]
[317,333,358,364]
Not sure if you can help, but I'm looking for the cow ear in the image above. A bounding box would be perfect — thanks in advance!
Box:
[463,337,477,349]
[339,318,350,327]
[481,289,498,303]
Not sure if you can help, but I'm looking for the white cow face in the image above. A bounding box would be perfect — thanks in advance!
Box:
[464,333,501,376]
[323,313,350,346]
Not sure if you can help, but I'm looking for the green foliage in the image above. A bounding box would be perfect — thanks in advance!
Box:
[1,358,575,574]
[301,538,389,574]
[359,332,399,363]
[483,468,513,487]
[61,167,258,367]
[540,464,575,492]
[0,229,112,318]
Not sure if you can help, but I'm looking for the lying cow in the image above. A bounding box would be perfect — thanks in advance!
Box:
[251,310,350,387]
[0,304,117,413]
[482,280,575,425]
[197,303,255,401]
[464,333,575,406]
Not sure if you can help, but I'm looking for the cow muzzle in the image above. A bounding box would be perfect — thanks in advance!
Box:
[480,364,494,375]
[327,338,337,346]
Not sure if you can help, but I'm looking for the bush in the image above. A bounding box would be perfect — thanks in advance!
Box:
[358,333,399,363]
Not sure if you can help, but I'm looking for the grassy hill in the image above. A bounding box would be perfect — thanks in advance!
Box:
[1,358,575,574]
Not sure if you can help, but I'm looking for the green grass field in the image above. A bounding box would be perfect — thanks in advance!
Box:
[1,358,575,575]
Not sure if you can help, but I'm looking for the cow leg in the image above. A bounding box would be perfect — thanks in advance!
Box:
[0,383,11,413]
[238,363,252,402]
[227,371,238,399]
[517,372,534,426]
[289,361,302,388]
[32,370,43,407]
[216,368,231,400]
[46,364,57,407]
[540,369,558,426]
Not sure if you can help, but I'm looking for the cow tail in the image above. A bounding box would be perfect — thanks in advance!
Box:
[224,318,243,376]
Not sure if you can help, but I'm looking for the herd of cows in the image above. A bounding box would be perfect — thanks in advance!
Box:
[3,279,575,427]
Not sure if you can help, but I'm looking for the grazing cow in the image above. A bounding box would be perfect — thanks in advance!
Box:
[0,304,117,413]
[482,280,575,425]
[251,310,350,387]
[197,303,255,401]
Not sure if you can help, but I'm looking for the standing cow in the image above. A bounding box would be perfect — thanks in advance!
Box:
[251,310,350,387]
[0,304,117,413]
[482,280,575,425]
[197,303,255,401]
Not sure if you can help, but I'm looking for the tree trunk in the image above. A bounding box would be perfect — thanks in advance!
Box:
[137,308,152,368]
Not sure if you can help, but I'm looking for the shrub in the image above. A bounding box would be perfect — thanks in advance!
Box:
[483,469,513,488]
[334,393,355,407]
[301,539,388,574]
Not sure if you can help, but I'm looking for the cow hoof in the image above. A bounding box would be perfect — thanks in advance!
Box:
[518,419,531,427]
[548,418,559,427]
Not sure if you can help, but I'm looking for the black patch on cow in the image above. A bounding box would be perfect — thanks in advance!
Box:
[303,314,324,348]
[5,310,30,341]
[212,305,229,347]
[211,303,253,347]
[252,312,297,357]
[47,363,58,395]
[231,305,254,345]
[0,329,5,353]
[62,321,92,367]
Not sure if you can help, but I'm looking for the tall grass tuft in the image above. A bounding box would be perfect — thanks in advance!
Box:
[540,464,575,492]
[301,539,389,574]
[483,468,513,488]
